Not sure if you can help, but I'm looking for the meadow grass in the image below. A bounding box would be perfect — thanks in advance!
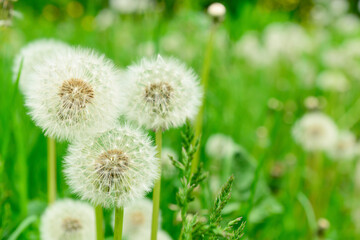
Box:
[1,1,360,239]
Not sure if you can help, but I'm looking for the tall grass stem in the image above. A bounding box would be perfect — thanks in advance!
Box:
[47,137,56,204]
[95,205,104,240]
[114,207,124,240]
[151,129,162,240]
[192,23,217,173]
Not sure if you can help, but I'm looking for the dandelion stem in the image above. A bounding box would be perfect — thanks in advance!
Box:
[151,129,162,240]
[95,205,104,240]
[192,23,217,173]
[47,137,56,204]
[114,207,124,240]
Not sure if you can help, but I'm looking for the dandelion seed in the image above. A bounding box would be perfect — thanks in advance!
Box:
[26,47,124,141]
[123,55,202,130]
[64,124,158,208]
[327,130,356,160]
[292,112,338,152]
[13,39,70,94]
[40,199,95,240]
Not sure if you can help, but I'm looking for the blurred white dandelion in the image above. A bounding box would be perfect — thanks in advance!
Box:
[327,130,357,160]
[13,39,70,94]
[112,198,160,237]
[205,133,238,160]
[26,47,124,141]
[64,124,158,208]
[95,8,116,31]
[123,55,202,130]
[40,199,95,240]
[292,112,338,152]
[316,70,348,92]
[207,2,226,22]
[109,0,154,14]
[161,147,178,179]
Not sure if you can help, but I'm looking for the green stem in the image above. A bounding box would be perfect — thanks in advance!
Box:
[151,129,162,240]
[114,207,124,240]
[47,137,56,204]
[192,23,217,173]
[95,205,104,240]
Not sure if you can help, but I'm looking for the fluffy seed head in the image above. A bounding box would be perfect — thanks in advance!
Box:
[109,0,154,14]
[40,199,95,240]
[207,2,226,19]
[13,39,70,94]
[25,47,124,141]
[292,112,338,152]
[205,133,238,160]
[123,55,202,130]
[327,130,357,160]
[64,124,158,208]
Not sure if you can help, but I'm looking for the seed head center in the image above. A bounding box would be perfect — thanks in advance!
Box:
[62,217,82,232]
[95,149,129,182]
[59,78,94,109]
[144,82,173,113]
[131,211,145,225]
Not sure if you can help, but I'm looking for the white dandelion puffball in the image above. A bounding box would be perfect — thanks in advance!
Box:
[205,133,238,160]
[207,2,226,19]
[64,124,158,208]
[40,199,95,240]
[161,147,178,179]
[112,198,160,237]
[316,70,348,92]
[125,229,172,240]
[26,47,123,141]
[109,0,154,14]
[327,130,357,160]
[123,55,202,130]
[292,112,338,152]
[13,39,70,94]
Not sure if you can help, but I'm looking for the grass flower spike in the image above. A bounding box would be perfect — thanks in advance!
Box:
[123,55,202,130]
[40,199,95,240]
[64,124,158,208]
[13,39,70,94]
[292,112,338,152]
[26,47,123,141]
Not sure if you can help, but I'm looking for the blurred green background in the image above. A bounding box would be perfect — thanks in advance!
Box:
[2,0,360,239]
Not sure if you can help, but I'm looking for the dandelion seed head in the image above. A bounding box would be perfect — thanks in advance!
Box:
[205,133,238,160]
[26,47,124,141]
[64,124,158,208]
[40,199,95,240]
[292,112,338,152]
[207,2,226,19]
[123,55,202,130]
[327,130,357,160]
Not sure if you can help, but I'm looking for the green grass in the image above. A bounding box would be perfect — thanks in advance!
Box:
[1,0,360,239]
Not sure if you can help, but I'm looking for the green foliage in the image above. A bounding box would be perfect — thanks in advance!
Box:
[171,124,245,240]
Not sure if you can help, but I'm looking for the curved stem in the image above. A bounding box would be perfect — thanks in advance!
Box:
[114,207,124,240]
[95,205,104,240]
[47,137,56,204]
[151,129,162,240]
